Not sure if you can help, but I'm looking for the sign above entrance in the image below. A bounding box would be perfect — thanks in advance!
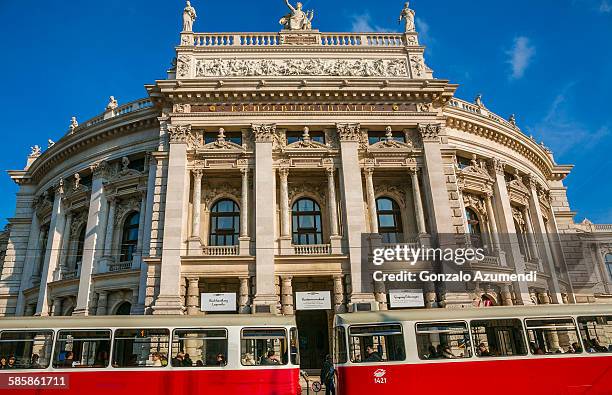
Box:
[295,291,332,310]
[190,103,417,114]
[200,293,237,312]
[388,289,424,308]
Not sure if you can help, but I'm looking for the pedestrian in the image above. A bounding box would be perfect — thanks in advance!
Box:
[320,354,336,395]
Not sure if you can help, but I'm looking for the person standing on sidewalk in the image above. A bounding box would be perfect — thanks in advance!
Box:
[320,354,336,395]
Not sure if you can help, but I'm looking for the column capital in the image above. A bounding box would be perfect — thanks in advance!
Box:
[192,168,204,179]
[251,123,277,143]
[488,157,506,176]
[278,167,289,179]
[325,166,336,176]
[167,124,195,145]
[90,160,110,179]
[363,166,374,177]
[526,173,539,190]
[240,167,250,175]
[336,123,361,141]
[418,123,442,143]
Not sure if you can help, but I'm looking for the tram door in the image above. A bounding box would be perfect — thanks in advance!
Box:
[296,310,329,371]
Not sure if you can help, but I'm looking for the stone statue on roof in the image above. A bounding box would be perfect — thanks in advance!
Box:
[279,0,314,30]
[183,1,197,32]
[399,2,415,33]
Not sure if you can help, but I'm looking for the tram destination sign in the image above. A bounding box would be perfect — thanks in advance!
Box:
[388,289,425,308]
[200,293,237,312]
[295,291,332,310]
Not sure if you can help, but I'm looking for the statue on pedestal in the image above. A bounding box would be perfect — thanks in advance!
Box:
[183,1,197,32]
[279,0,314,30]
[399,2,416,33]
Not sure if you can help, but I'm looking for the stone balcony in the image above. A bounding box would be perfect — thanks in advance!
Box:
[202,245,239,256]
[108,261,133,273]
[293,244,331,255]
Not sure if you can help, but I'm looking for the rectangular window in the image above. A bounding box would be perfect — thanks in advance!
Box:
[112,329,170,368]
[578,316,612,353]
[525,318,581,355]
[416,322,472,360]
[205,132,242,146]
[290,328,299,365]
[471,319,527,357]
[53,330,111,368]
[286,131,325,145]
[606,262,612,282]
[0,330,53,369]
[368,131,406,145]
[348,324,405,363]
[171,329,228,367]
[241,328,287,366]
[334,326,348,363]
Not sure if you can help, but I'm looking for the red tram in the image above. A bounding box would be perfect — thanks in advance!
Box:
[333,304,612,395]
[0,315,300,395]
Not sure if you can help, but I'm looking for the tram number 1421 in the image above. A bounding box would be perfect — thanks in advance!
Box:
[373,369,387,384]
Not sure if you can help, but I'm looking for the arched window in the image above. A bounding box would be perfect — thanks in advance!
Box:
[465,208,483,249]
[120,212,140,262]
[292,198,323,245]
[114,302,131,315]
[209,199,240,246]
[376,197,403,243]
[74,226,86,269]
[605,253,612,282]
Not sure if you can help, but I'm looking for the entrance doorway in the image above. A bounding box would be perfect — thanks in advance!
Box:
[296,310,329,371]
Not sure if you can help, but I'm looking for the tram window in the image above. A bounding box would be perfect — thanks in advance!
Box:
[577,316,612,353]
[348,324,405,363]
[112,329,170,368]
[525,318,582,355]
[334,326,348,363]
[53,330,111,368]
[0,330,53,369]
[171,329,228,367]
[290,328,299,365]
[240,328,288,366]
[471,319,527,357]
[416,322,472,360]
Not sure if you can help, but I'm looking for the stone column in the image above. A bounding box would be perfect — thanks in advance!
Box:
[522,207,540,262]
[16,210,41,315]
[424,282,437,308]
[336,123,374,307]
[52,298,63,316]
[252,124,278,313]
[488,159,532,305]
[133,191,147,270]
[278,167,292,254]
[501,284,514,306]
[526,175,562,304]
[484,193,502,254]
[188,169,203,253]
[58,212,73,276]
[411,169,428,236]
[364,167,378,234]
[153,125,192,314]
[327,167,342,254]
[96,291,108,316]
[35,183,67,316]
[333,275,346,313]
[239,276,251,314]
[281,276,294,315]
[100,196,117,270]
[239,168,251,255]
[373,280,387,310]
[74,161,110,316]
[186,277,200,315]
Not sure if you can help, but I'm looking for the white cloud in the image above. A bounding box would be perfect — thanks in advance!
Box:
[349,13,393,33]
[506,36,536,80]
[415,17,433,47]
[600,0,612,12]
[528,83,610,158]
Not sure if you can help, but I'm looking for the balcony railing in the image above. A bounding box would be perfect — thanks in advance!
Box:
[108,261,132,272]
[293,244,331,255]
[61,270,78,280]
[479,255,501,265]
[202,245,239,256]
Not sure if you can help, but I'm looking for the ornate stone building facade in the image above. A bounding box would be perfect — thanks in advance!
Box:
[0,0,610,368]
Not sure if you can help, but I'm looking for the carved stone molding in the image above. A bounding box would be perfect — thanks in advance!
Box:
[463,193,486,217]
[168,124,203,149]
[195,58,408,78]
[288,182,326,204]
[173,103,191,113]
[488,158,505,176]
[177,55,191,78]
[374,184,406,207]
[336,123,361,142]
[418,123,442,143]
[251,124,277,143]
[409,54,432,78]
[114,197,141,226]
[90,160,110,179]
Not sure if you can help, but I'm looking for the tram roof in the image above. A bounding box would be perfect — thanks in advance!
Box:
[335,304,612,325]
[0,314,296,330]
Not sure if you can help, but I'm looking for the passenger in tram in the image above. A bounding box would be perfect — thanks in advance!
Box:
[29,354,41,368]
[424,345,438,359]
[151,352,163,367]
[261,350,281,365]
[172,352,185,366]
[196,360,204,367]
[0,356,6,369]
[6,356,16,368]
[241,353,256,365]
[572,342,583,353]
[215,353,226,366]
[441,345,456,359]
[590,339,608,352]
[477,343,490,357]
[63,351,75,367]
[184,353,193,367]
[364,345,382,362]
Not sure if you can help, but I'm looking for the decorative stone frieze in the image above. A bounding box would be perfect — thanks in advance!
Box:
[418,123,442,143]
[336,123,361,142]
[251,124,277,143]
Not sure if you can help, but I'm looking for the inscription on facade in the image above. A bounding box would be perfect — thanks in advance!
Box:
[191,103,417,113]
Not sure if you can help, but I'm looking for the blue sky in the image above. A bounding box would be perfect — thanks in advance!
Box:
[0,0,610,226]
